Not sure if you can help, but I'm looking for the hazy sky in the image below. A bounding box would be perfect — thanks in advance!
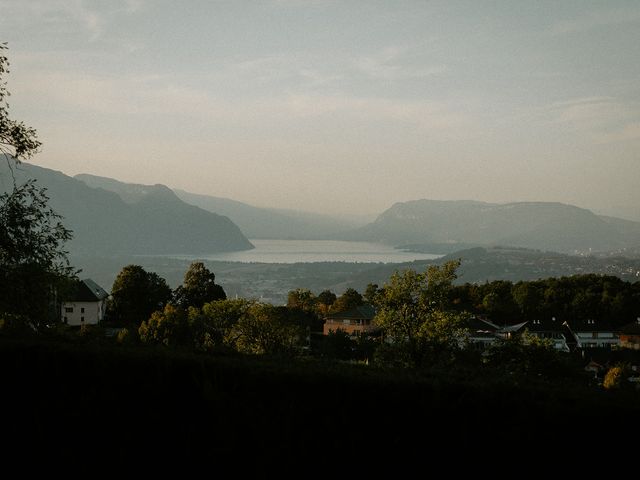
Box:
[1,1,639,216]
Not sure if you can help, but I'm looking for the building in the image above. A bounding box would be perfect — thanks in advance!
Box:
[619,318,640,350]
[323,304,377,336]
[524,317,570,352]
[487,318,573,351]
[572,319,619,349]
[496,321,528,340]
[61,279,109,326]
[462,316,501,349]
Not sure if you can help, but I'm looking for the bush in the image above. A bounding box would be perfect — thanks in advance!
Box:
[603,363,633,391]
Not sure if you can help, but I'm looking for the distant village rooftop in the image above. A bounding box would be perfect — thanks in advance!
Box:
[323,304,377,336]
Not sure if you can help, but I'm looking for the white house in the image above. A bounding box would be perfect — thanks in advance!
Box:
[61,279,109,326]
[572,319,619,349]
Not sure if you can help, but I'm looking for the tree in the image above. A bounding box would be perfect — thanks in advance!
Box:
[331,288,363,313]
[484,331,575,380]
[1,43,41,162]
[228,303,303,355]
[138,304,189,347]
[319,329,356,360]
[373,260,467,367]
[0,43,74,328]
[0,181,75,325]
[512,281,543,320]
[364,283,381,304]
[173,262,226,309]
[108,265,172,326]
[479,280,518,322]
[316,289,336,316]
[196,298,254,349]
[287,288,316,312]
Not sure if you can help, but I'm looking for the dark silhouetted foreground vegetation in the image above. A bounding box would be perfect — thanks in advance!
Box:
[1,337,638,464]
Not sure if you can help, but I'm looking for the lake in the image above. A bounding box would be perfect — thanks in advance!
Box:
[170,239,441,264]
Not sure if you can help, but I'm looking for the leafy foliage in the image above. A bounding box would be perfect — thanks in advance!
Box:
[0,43,41,162]
[108,265,172,326]
[603,363,634,390]
[138,304,189,347]
[319,329,355,360]
[315,289,336,316]
[450,274,640,327]
[193,298,254,350]
[287,288,316,312]
[483,331,575,379]
[0,44,74,327]
[364,283,381,304]
[331,287,363,313]
[228,303,303,355]
[173,262,226,309]
[0,180,72,269]
[373,260,468,367]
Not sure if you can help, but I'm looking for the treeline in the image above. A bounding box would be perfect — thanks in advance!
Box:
[448,274,640,327]
[105,262,375,356]
[285,272,640,330]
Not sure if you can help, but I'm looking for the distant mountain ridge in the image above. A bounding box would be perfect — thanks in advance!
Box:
[172,189,368,240]
[41,171,640,255]
[1,163,253,255]
[347,199,640,253]
[76,174,368,239]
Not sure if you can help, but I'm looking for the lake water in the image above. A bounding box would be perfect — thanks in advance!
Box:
[171,239,441,264]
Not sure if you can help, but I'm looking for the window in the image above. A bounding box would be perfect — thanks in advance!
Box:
[81,316,85,322]
[343,320,351,325]
[81,307,85,313]
[63,317,68,324]
[65,307,73,313]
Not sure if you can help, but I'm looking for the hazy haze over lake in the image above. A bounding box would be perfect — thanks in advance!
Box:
[167,240,442,264]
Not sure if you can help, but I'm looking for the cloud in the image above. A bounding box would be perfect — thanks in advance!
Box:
[0,0,144,42]
[595,122,640,144]
[355,46,447,80]
[14,70,226,118]
[13,64,471,141]
[528,96,640,146]
[221,54,344,90]
[283,93,469,132]
[270,0,337,7]
[550,5,640,35]
[546,97,626,125]
[540,97,635,130]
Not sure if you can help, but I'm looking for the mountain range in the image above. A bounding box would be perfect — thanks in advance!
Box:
[1,162,253,255]
[347,199,640,253]
[167,189,368,240]
[70,175,640,254]
[75,174,371,240]
[4,163,640,256]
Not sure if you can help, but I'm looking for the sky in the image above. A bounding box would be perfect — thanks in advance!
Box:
[1,0,639,218]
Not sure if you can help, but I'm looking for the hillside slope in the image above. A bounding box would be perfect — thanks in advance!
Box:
[348,199,640,253]
[75,174,364,239]
[1,163,253,255]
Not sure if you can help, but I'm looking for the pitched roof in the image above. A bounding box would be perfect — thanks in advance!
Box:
[464,316,500,337]
[525,318,564,332]
[498,321,528,334]
[325,304,376,321]
[571,319,616,333]
[66,279,109,302]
